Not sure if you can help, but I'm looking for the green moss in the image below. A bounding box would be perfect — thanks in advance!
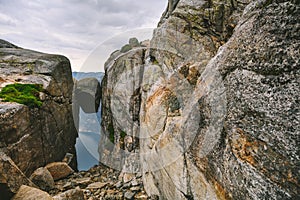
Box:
[0,83,43,108]
[120,130,127,139]
[108,123,115,144]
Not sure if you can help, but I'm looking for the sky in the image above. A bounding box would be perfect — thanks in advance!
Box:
[0,0,167,72]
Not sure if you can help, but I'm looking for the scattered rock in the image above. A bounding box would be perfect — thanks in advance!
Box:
[86,182,107,190]
[124,191,135,200]
[130,186,140,192]
[29,167,55,191]
[131,179,139,187]
[45,162,74,181]
[53,187,84,200]
[12,185,53,200]
[123,173,134,183]
[74,177,92,186]
[114,181,122,188]
[48,165,148,199]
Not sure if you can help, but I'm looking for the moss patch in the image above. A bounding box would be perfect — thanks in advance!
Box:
[120,130,127,139]
[0,83,43,108]
[108,123,115,144]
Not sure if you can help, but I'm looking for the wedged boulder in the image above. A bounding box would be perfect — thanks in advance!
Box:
[73,77,101,114]
[45,162,74,181]
[29,167,55,191]
[0,152,35,199]
[0,40,78,176]
[12,185,53,200]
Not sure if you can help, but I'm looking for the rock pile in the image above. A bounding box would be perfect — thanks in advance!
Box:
[49,164,151,200]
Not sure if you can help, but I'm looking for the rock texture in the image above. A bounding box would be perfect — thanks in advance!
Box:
[12,185,54,200]
[45,162,74,181]
[49,164,150,200]
[0,152,36,199]
[30,167,55,191]
[101,0,300,199]
[0,40,78,177]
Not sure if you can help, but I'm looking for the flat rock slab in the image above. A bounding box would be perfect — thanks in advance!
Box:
[45,162,74,181]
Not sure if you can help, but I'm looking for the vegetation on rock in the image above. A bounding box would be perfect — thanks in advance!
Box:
[0,83,43,108]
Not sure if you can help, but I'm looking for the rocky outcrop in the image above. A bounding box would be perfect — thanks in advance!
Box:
[101,0,299,199]
[0,40,77,178]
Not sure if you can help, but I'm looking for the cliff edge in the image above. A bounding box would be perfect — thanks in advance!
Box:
[101,0,299,199]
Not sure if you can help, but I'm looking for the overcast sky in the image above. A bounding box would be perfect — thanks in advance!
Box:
[0,0,167,72]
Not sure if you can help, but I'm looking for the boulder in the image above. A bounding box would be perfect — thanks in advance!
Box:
[73,77,101,114]
[0,40,78,176]
[29,167,55,191]
[0,152,35,199]
[129,38,140,48]
[45,162,74,181]
[12,185,53,200]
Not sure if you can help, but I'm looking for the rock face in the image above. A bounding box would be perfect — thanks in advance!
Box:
[101,0,300,199]
[0,40,78,177]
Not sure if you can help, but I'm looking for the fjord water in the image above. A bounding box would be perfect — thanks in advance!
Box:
[73,72,104,170]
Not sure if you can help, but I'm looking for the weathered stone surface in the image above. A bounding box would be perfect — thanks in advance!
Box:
[29,167,55,191]
[45,162,74,181]
[101,0,300,199]
[0,40,78,176]
[53,187,84,200]
[12,185,53,200]
[0,152,35,199]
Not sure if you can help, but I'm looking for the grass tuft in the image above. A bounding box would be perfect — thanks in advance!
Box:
[0,83,43,108]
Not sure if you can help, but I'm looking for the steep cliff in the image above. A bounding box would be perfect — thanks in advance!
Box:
[101,0,299,199]
[0,40,78,178]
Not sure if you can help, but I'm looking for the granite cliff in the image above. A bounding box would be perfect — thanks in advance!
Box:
[101,0,300,199]
[0,40,78,198]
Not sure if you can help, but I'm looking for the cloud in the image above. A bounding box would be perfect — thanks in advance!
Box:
[0,0,167,71]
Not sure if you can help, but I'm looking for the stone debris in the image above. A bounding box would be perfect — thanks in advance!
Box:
[49,165,150,200]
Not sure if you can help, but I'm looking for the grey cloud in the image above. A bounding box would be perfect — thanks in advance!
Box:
[0,0,167,71]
